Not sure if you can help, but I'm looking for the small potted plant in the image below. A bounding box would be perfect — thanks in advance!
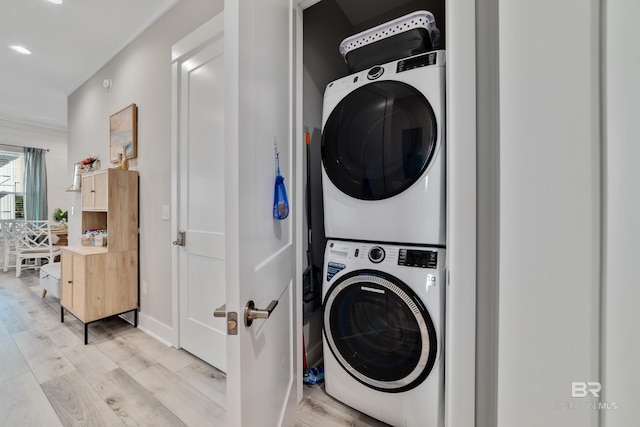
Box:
[53,207,68,224]
[81,155,100,173]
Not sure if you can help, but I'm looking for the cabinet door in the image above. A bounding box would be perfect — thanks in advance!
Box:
[81,174,94,210]
[81,171,108,211]
[61,250,74,309]
[71,253,86,320]
[93,171,108,210]
[61,251,87,321]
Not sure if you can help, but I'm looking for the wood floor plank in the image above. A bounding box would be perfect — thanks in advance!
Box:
[12,329,76,384]
[90,368,187,427]
[297,384,390,427]
[41,370,124,427]
[0,315,10,340]
[0,336,31,382]
[0,296,34,334]
[94,335,157,376]
[48,323,84,350]
[0,372,63,427]
[121,329,198,373]
[13,289,47,315]
[176,359,227,409]
[62,343,118,381]
[88,316,137,342]
[134,363,226,426]
[30,306,65,334]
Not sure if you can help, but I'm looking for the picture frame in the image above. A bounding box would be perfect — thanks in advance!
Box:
[110,103,138,163]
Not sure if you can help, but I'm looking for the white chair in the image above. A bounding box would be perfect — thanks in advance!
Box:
[1,219,20,272]
[15,220,61,277]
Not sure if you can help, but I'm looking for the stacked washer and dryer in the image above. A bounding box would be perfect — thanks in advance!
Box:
[319,11,446,427]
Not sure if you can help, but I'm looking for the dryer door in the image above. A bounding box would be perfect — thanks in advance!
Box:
[321,81,437,200]
[323,270,438,392]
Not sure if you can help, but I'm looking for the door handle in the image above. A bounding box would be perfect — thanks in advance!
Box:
[172,230,186,246]
[213,304,226,317]
[244,300,278,327]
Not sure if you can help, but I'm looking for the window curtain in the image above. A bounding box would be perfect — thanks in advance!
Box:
[23,147,48,221]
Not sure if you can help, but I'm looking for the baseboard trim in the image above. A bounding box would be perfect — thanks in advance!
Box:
[137,311,176,347]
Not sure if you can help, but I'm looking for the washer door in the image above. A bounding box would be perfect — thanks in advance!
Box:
[322,80,437,200]
[323,270,438,393]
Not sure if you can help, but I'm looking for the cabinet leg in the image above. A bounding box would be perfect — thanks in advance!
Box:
[134,309,138,328]
[84,324,88,345]
[61,308,64,323]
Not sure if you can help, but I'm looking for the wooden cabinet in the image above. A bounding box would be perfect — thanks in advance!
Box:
[61,168,139,344]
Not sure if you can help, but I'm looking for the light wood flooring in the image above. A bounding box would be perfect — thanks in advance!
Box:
[0,269,388,426]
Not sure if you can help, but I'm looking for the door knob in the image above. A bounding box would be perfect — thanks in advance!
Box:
[244,300,278,327]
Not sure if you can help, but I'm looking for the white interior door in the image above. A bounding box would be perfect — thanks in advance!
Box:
[176,27,227,371]
[224,0,298,425]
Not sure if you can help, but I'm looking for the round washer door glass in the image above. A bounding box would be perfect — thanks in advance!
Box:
[322,81,437,200]
[323,270,438,392]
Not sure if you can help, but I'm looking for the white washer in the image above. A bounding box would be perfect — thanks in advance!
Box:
[321,50,445,246]
[322,240,445,427]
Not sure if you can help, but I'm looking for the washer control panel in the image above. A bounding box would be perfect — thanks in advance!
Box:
[326,241,442,282]
[368,246,385,263]
[398,249,438,269]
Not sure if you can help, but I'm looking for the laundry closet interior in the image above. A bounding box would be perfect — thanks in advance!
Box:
[300,0,445,369]
[300,0,446,419]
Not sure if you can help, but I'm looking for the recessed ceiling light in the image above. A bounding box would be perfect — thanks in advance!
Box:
[9,45,32,55]
[47,0,63,4]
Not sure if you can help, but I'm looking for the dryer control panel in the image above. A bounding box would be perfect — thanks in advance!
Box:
[397,51,439,73]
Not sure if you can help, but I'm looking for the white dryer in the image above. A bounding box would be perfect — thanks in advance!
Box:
[322,240,445,427]
[321,50,446,246]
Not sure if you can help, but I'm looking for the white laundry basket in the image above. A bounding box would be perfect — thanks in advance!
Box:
[339,10,440,72]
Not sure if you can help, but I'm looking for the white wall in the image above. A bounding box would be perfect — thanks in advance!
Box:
[497,0,601,425]
[0,119,68,222]
[67,0,222,341]
[602,1,640,425]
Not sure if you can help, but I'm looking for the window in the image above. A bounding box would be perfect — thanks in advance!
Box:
[0,150,25,219]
